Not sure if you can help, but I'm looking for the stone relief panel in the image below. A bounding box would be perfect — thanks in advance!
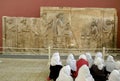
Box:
[2,7,117,53]
[40,7,75,48]
[3,17,42,53]
[41,7,117,49]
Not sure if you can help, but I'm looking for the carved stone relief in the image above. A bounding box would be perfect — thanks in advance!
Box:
[40,7,73,48]
[2,16,17,52]
[31,18,41,48]
[3,17,42,53]
[2,7,117,53]
[41,7,117,49]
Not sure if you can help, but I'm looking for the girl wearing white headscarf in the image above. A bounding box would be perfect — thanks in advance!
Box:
[66,53,76,78]
[108,70,120,81]
[94,52,104,64]
[47,52,63,81]
[56,65,73,81]
[66,53,76,71]
[75,65,94,81]
[90,57,107,81]
[105,55,115,74]
[95,52,103,59]
[50,52,62,66]
[85,52,93,68]
[115,61,120,70]
[79,54,87,60]
[94,52,104,60]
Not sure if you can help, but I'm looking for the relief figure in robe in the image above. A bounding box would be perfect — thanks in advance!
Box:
[89,19,99,48]
[90,20,99,40]
[52,13,66,47]
[40,13,51,47]
[17,18,27,52]
[102,19,114,47]
[31,18,40,48]
[5,17,17,52]
[63,22,72,48]
[23,18,32,51]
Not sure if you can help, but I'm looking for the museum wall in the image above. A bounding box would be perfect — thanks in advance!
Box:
[0,0,120,51]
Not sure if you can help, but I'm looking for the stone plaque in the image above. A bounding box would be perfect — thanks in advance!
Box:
[2,17,41,53]
[2,7,117,54]
[40,7,117,49]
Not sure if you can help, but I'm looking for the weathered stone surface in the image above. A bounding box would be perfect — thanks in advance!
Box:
[2,7,117,54]
[41,7,117,49]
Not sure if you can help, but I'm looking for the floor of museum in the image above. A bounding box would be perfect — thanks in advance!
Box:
[0,58,50,81]
[0,55,120,81]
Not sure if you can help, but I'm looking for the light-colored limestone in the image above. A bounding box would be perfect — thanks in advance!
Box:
[40,7,117,49]
[2,7,118,54]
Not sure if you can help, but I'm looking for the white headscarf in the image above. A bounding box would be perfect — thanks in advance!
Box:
[85,52,93,68]
[94,52,104,64]
[105,55,115,72]
[56,65,73,81]
[106,55,115,62]
[79,54,87,61]
[75,65,94,81]
[94,57,104,70]
[66,53,76,71]
[95,52,103,59]
[115,61,120,70]
[108,70,120,81]
[50,52,62,66]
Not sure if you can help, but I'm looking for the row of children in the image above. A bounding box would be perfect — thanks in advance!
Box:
[47,52,120,81]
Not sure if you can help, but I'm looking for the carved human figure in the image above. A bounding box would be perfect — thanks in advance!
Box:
[17,18,27,51]
[63,22,72,48]
[5,17,17,51]
[103,20,114,38]
[55,13,65,36]
[90,20,99,40]
[89,19,99,48]
[31,18,44,48]
[23,18,33,51]
[41,13,48,35]
[102,19,114,47]
[52,13,66,47]
[40,12,52,47]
